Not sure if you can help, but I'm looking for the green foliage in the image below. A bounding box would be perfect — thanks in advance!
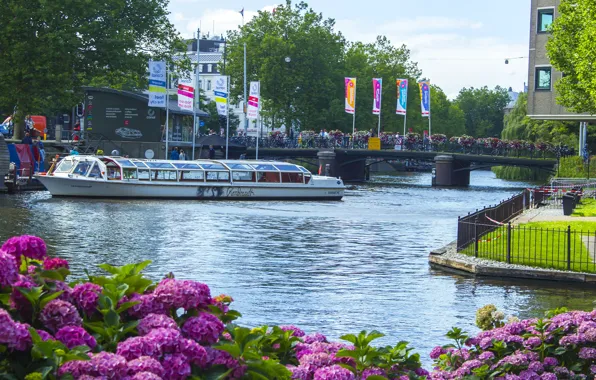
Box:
[572,198,596,217]
[455,86,510,137]
[557,156,596,178]
[89,261,153,296]
[547,0,596,114]
[545,307,569,319]
[28,329,90,380]
[0,0,189,139]
[475,305,505,331]
[491,166,551,182]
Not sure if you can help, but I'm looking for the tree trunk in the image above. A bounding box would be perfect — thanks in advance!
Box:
[12,110,24,141]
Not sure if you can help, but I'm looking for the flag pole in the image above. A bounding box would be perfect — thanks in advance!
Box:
[377,80,382,137]
[226,75,230,159]
[256,118,259,160]
[403,115,407,136]
[165,68,170,157]
[242,9,248,136]
[192,28,200,160]
[352,79,357,140]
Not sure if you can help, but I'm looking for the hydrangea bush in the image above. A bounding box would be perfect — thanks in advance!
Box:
[3,234,596,379]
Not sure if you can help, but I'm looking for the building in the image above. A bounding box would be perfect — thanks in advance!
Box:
[527,0,596,122]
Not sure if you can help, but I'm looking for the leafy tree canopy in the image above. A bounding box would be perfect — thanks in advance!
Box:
[455,86,510,137]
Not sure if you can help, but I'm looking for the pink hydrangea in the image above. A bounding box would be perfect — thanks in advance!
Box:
[36,329,54,341]
[90,352,128,378]
[137,314,179,336]
[154,278,212,311]
[361,367,386,379]
[204,347,237,369]
[55,325,97,349]
[127,356,164,377]
[10,275,36,313]
[181,313,224,345]
[289,365,310,380]
[313,365,356,380]
[39,299,82,333]
[1,235,47,260]
[179,338,208,367]
[72,283,102,315]
[8,322,32,351]
[146,327,183,353]
[116,336,161,361]
[430,346,447,359]
[132,372,163,380]
[125,293,168,319]
[0,250,18,287]
[43,257,70,270]
[303,333,328,344]
[161,353,191,380]
[58,360,93,378]
[53,280,74,302]
[280,325,306,337]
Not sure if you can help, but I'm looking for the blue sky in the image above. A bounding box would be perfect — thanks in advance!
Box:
[168,0,531,98]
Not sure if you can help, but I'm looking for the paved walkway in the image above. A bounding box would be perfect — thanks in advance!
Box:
[513,207,596,224]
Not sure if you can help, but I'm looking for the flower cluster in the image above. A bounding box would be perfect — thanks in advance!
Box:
[0,250,18,287]
[42,257,69,270]
[39,299,82,333]
[71,283,102,315]
[154,278,212,311]
[181,312,224,345]
[1,235,47,260]
[138,314,179,336]
[55,325,97,349]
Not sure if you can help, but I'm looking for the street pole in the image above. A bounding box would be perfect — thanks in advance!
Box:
[226,75,230,159]
[377,81,382,137]
[165,69,170,157]
[243,13,248,136]
[192,28,200,160]
[403,115,407,136]
[352,79,357,142]
[256,119,259,160]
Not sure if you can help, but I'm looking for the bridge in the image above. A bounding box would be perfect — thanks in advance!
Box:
[244,148,557,186]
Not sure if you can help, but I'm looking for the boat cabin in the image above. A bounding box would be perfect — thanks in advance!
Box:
[51,156,314,185]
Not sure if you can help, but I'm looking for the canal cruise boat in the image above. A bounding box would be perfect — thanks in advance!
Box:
[35,156,345,200]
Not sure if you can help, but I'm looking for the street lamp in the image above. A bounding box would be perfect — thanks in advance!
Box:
[504,56,527,64]
[285,56,291,63]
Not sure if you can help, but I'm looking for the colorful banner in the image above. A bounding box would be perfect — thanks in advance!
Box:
[148,61,167,107]
[396,79,408,115]
[345,77,356,114]
[418,80,430,117]
[372,78,382,115]
[247,81,260,120]
[177,76,194,111]
[214,76,228,116]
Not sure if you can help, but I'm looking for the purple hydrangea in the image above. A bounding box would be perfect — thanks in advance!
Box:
[289,365,310,380]
[478,351,495,361]
[39,299,82,332]
[181,313,224,345]
[90,352,128,378]
[179,338,208,368]
[9,322,32,351]
[540,373,557,380]
[528,361,544,374]
[161,353,191,380]
[578,347,596,360]
[137,313,179,336]
[524,337,542,349]
[280,325,306,337]
[1,235,47,260]
[361,367,386,379]
[43,257,70,270]
[430,346,447,359]
[204,347,237,369]
[154,278,212,311]
[55,325,97,349]
[0,250,18,287]
[132,372,163,380]
[125,293,168,319]
[116,336,161,361]
[10,275,36,313]
[36,329,54,341]
[303,333,328,344]
[127,356,164,377]
[58,360,93,378]
[146,327,183,353]
[53,280,74,303]
[313,365,356,380]
[543,357,558,367]
[72,283,102,315]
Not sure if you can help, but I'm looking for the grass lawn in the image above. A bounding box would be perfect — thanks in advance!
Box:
[573,198,596,217]
[461,221,596,273]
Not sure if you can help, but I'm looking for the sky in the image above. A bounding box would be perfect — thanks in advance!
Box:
[167,0,531,99]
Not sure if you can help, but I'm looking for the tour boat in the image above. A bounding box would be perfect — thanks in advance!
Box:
[35,155,345,200]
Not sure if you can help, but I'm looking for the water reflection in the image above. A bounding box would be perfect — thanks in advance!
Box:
[0,170,594,364]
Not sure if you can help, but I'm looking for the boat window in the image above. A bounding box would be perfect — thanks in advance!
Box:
[73,161,93,176]
[232,171,255,182]
[146,162,175,169]
[138,169,150,180]
[173,163,202,170]
[107,167,121,180]
[179,170,205,181]
[304,174,312,184]
[298,166,311,173]
[252,164,277,171]
[123,168,138,180]
[87,164,103,178]
[153,170,177,181]
[257,172,281,183]
[115,159,135,168]
[55,160,75,173]
[228,163,254,170]
[201,163,226,170]
[274,164,301,172]
[281,172,304,183]
[206,171,230,182]
[133,161,148,168]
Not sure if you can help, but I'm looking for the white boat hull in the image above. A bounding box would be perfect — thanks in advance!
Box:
[35,176,344,200]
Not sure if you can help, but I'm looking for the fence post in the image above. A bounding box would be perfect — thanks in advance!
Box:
[507,222,512,264]
[474,217,479,258]
[567,225,572,271]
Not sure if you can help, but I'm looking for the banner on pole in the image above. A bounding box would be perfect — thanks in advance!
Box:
[345,77,356,114]
[148,61,167,107]
[418,80,430,117]
[247,81,260,120]
[177,76,194,111]
[214,76,228,116]
[372,78,382,115]
[396,79,408,115]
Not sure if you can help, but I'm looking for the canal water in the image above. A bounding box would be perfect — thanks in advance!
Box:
[1,170,596,363]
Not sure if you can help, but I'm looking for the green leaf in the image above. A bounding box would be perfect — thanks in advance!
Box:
[335,349,359,359]
[98,264,121,275]
[40,270,66,281]
[17,286,44,307]
[0,294,10,306]
[339,333,358,344]
[365,376,388,380]
[132,260,152,274]
[40,291,64,309]
[116,301,139,314]
[105,309,120,327]
[214,344,241,357]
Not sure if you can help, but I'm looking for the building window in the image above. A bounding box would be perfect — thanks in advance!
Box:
[199,80,202,89]
[207,80,212,90]
[199,64,203,72]
[535,67,552,91]
[207,64,212,72]
[537,9,554,33]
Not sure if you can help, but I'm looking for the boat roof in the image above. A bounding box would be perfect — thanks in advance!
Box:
[63,156,311,173]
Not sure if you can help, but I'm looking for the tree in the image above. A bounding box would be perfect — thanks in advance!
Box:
[547,0,596,114]
[455,86,510,137]
[225,1,346,132]
[0,0,188,139]
[429,85,465,136]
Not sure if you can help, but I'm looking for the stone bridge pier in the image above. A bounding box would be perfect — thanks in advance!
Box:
[432,155,470,187]
[317,150,367,182]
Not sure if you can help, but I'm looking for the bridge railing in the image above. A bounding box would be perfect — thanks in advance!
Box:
[228,137,567,159]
